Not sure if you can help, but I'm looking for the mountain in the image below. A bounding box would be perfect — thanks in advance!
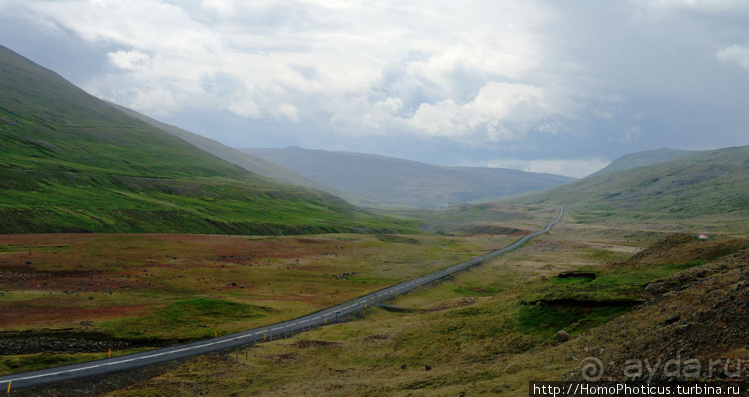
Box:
[111,104,339,194]
[514,145,749,220]
[586,147,699,178]
[241,147,576,208]
[0,45,406,234]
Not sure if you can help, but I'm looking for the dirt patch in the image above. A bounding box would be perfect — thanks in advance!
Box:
[291,339,342,349]
[263,352,299,363]
[533,298,640,309]
[557,271,597,281]
[0,304,153,328]
[421,297,477,312]
[463,225,530,236]
[580,242,642,254]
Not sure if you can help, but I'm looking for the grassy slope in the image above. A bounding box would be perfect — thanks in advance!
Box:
[0,45,407,234]
[242,147,576,208]
[514,146,749,224]
[587,147,699,178]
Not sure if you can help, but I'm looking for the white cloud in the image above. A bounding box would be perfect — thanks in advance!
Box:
[716,45,749,70]
[273,103,299,122]
[12,0,555,134]
[202,0,236,17]
[227,99,261,119]
[26,1,222,55]
[408,82,552,141]
[107,50,150,71]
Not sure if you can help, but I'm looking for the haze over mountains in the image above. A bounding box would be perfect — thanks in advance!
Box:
[243,147,576,208]
[111,104,338,195]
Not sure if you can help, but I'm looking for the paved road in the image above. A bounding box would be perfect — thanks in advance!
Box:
[0,207,563,391]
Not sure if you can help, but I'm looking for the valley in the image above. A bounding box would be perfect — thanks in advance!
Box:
[0,41,748,396]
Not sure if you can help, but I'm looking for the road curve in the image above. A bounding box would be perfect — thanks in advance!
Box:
[0,207,563,391]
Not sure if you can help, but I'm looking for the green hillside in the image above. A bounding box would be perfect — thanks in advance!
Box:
[586,147,699,178]
[514,146,749,221]
[242,147,576,208]
[0,45,407,234]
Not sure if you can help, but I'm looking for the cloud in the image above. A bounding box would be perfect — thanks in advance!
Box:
[636,0,749,13]
[32,0,222,55]
[4,0,749,168]
[226,99,262,119]
[408,82,550,141]
[620,126,642,143]
[202,0,236,17]
[273,103,299,122]
[107,50,150,71]
[716,45,749,70]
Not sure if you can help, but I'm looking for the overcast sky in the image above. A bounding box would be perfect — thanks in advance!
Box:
[2,0,749,177]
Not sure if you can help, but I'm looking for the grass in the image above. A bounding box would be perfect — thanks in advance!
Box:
[103,215,749,396]
[0,205,556,378]
[516,304,632,337]
[99,298,274,340]
[0,229,525,375]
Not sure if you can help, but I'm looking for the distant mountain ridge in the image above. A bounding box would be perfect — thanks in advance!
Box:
[242,147,576,208]
[0,44,406,234]
[111,104,340,194]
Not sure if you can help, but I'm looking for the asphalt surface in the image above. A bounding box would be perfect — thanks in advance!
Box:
[0,206,563,391]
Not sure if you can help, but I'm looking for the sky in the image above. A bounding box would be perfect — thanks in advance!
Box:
[2,0,749,178]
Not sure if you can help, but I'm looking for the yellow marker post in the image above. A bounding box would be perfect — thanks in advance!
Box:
[7,381,11,394]
[324,318,327,325]
[108,349,111,358]
[263,334,267,341]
